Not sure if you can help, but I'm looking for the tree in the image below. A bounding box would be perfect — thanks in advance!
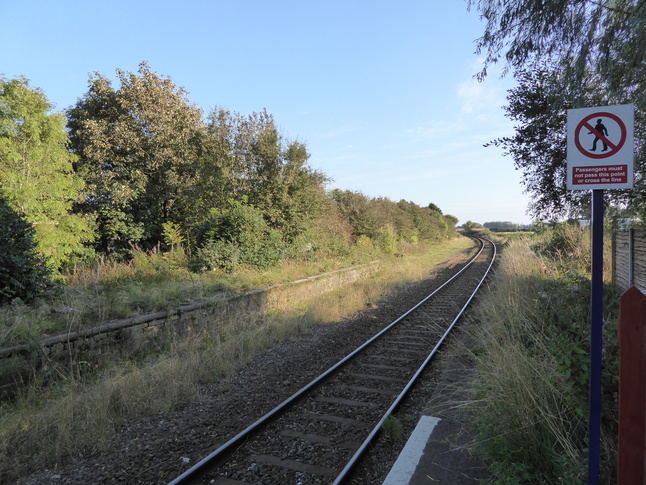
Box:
[191,108,330,243]
[470,0,646,219]
[0,197,51,304]
[469,0,646,90]
[487,67,592,219]
[329,190,382,239]
[427,202,442,214]
[67,62,204,253]
[0,77,95,269]
[329,191,457,244]
[195,202,286,271]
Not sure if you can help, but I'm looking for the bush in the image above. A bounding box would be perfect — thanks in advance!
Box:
[195,203,287,271]
[534,223,591,271]
[377,224,398,254]
[0,198,52,304]
[195,239,242,273]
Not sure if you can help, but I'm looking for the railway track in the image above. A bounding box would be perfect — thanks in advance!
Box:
[169,238,496,485]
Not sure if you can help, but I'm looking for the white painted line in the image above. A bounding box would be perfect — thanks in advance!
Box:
[382,416,441,485]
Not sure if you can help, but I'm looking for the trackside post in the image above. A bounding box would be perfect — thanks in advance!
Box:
[567,104,634,484]
[617,286,646,484]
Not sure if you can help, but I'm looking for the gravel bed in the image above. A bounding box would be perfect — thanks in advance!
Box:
[14,253,481,485]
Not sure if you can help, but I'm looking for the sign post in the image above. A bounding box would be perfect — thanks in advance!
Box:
[567,104,634,484]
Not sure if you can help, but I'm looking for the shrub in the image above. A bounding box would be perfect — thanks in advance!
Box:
[534,223,591,271]
[377,224,398,254]
[195,203,287,271]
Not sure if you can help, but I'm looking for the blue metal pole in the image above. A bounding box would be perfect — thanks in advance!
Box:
[588,189,604,484]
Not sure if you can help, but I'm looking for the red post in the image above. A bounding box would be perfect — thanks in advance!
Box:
[618,286,646,484]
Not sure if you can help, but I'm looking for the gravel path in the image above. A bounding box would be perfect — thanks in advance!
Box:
[14,250,486,485]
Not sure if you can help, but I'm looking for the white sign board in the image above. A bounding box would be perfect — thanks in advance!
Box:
[567,104,634,190]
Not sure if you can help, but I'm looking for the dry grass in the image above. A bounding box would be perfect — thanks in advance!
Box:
[0,236,475,479]
[471,236,618,483]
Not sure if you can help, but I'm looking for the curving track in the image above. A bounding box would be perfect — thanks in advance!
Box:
[169,238,496,485]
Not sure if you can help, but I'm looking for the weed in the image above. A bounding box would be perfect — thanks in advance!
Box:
[382,415,405,440]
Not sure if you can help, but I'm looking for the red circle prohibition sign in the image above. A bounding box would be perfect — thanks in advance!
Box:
[574,112,627,159]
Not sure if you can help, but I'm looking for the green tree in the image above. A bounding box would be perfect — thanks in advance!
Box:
[0,77,95,269]
[330,191,456,244]
[470,0,645,91]
[218,108,328,240]
[470,0,645,219]
[183,107,329,250]
[67,62,204,253]
[428,202,442,214]
[487,67,592,219]
[329,190,382,239]
[443,214,459,238]
[0,197,52,304]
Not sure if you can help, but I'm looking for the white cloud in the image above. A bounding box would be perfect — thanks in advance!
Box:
[456,77,505,114]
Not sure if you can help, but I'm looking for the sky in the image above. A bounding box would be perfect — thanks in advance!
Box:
[1,0,534,225]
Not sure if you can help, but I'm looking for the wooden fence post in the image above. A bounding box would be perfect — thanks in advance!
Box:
[618,286,646,484]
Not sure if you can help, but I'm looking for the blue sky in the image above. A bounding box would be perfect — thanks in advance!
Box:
[1,0,533,225]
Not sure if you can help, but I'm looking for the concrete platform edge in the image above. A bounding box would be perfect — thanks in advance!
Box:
[382,416,441,485]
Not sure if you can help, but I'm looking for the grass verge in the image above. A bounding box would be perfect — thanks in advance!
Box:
[471,234,620,483]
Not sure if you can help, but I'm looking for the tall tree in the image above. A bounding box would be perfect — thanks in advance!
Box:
[488,66,594,218]
[0,77,95,268]
[470,0,646,92]
[193,108,329,243]
[470,0,645,218]
[67,62,204,253]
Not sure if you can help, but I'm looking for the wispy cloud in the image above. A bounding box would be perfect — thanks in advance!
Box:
[456,77,506,114]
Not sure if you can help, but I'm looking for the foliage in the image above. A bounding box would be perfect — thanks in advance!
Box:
[0,197,52,304]
[533,223,592,272]
[192,107,331,244]
[0,61,462,291]
[381,415,405,441]
[284,201,354,260]
[471,0,646,220]
[161,221,185,251]
[376,224,398,254]
[487,66,615,219]
[67,61,204,254]
[461,220,492,238]
[483,221,534,231]
[469,0,646,91]
[329,189,457,244]
[68,64,330,260]
[0,77,95,269]
[195,202,286,271]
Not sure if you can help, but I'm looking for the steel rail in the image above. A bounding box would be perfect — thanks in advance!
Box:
[332,237,496,484]
[168,238,492,485]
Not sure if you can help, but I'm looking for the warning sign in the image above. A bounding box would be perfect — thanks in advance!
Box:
[567,104,634,190]
[571,165,629,185]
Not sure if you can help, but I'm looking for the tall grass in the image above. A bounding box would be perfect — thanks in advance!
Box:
[0,237,474,481]
[0,245,357,349]
[472,234,620,483]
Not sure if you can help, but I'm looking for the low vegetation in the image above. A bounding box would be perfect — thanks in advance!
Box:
[472,224,620,483]
[0,237,473,481]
